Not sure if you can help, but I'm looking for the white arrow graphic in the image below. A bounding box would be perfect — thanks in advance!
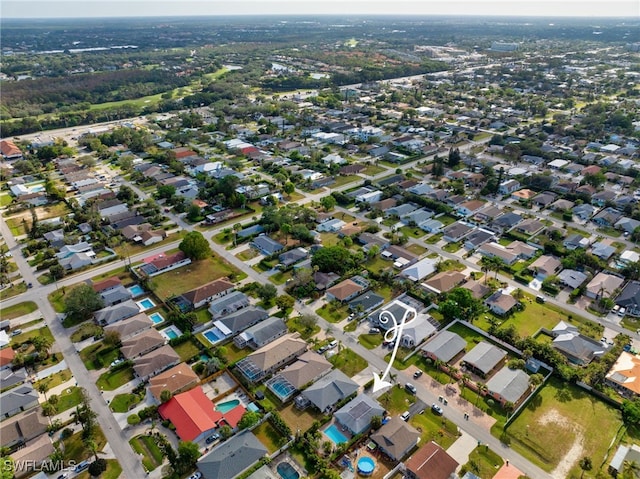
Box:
[372,306,417,393]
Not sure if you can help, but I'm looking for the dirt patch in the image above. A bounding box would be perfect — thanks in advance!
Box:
[538,409,584,479]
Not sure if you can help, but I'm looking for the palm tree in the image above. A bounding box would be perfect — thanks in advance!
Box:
[232,223,242,247]
[476,382,487,407]
[32,336,52,359]
[579,456,592,478]
[623,460,640,479]
[37,382,49,402]
[86,439,99,462]
[434,359,445,382]
[448,366,459,384]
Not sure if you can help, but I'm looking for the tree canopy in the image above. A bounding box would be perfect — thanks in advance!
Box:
[179,231,211,260]
[64,284,104,320]
[311,246,355,275]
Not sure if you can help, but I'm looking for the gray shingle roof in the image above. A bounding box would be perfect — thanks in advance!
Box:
[302,369,359,412]
[461,341,506,375]
[198,430,268,479]
[335,394,385,435]
[421,330,466,363]
[485,367,530,404]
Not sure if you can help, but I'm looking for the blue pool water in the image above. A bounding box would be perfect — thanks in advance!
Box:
[137,298,155,311]
[128,285,144,297]
[149,312,164,324]
[31,185,45,193]
[216,399,240,413]
[203,330,221,344]
[357,457,375,475]
[199,353,211,361]
[277,462,300,479]
[324,424,348,445]
[164,330,178,340]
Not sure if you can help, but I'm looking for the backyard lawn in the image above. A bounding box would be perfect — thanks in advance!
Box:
[253,420,288,454]
[173,338,203,362]
[328,348,367,377]
[500,377,622,476]
[149,254,245,299]
[359,333,383,349]
[96,366,135,391]
[278,402,324,434]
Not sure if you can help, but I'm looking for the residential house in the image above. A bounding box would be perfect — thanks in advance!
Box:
[464,229,496,250]
[605,352,640,399]
[299,369,359,413]
[529,255,562,279]
[563,234,590,250]
[59,251,94,271]
[371,416,420,461]
[0,368,27,391]
[515,219,545,236]
[267,351,332,401]
[0,384,39,420]
[56,241,94,259]
[349,292,385,314]
[498,179,520,195]
[368,297,422,331]
[486,367,531,407]
[421,330,466,364]
[250,235,284,256]
[615,281,640,317]
[461,341,507,378]
[91,277,122,294]
[335,394,385,435]
[557,270,588,289]
[100,284,132,307]
[484,291,519,316]
[616,217,640,235]
[457,200,486,218]
[234,317,288,350]
[159,386,245,442]
[317,218,346,233]
[592,207,622,227]
[442,221,474,243]
[477,242,519,265]
[573,204,596,221]
[512,189,537,202]
[550,199,575,212]
[592,190,617,207]
[620,251,640,265]
[421,271,466,295]
[609,444,640,477]
[179,279,235,310]
[103,313,152,341]
[404,441,459,479]
[533,191,557,208]
[208,291,252,319]
[551,321,606,365]
[473,205,503,224]
[279,248,309,267]
[585,272,624,299]
[236,333,307,383]
[313,271,340,291]
[400,312,438,348]
[94,300,140,325]
[213,306,268,337]
[382,245,418,267]
[0,409,48,449]
[43,229,65,249]
[0,139,23,160]
[0,347,15,370]
[399,257,438,282]
[149,362,200,402]
[419,219,445,234]
[461,279,492,299]
[138,251,192,277]
[197,430,268,479]
[120,328,166,359]
[10,434,55,479]
[402,208,434,227]
[358,233,389,252]
[133,345,181,381]
[591,241,617,260]
[490,212,523,234]
[326,279,365,303]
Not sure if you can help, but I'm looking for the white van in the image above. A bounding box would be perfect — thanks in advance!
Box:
[327,340,338,349]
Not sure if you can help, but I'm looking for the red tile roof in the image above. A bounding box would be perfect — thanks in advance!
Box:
[149,251,187,270]
[158,386,222,441]
[404,441,459,479]
[91,277,122,293]
[0,347,15,367]
[220,404,246,429]
[0,140,22,158]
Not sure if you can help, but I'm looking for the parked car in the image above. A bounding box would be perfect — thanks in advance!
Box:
[612,305,620,314]
[401,411,411,421]
[205,433,220,444]
[405,383,417,395]
[188,472,202,479]
[369,328,381,334]
[327,340,338,349]
[74,461,89,473]
[619,307,627,317]
[431,404,443,416]
[413,369,423,379]
[317,345,328,354]
[110,359,124,368]
[10,329,22,337]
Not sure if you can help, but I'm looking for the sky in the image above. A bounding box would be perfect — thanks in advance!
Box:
[3,0,639,19]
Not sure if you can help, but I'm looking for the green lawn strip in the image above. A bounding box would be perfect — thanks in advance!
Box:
[399,226,426,239]
[96,366,135,391]
[253,420,287,454]
[53,386,83,414]
[70,323,104,343]
[331,175,361,188]
[269,270,293,285]
[409,410,460,450]
[79,342,120,370]
[442,242,462,253]
[328,348,367,377]
[34,369,72,391]
[0,283,27,301]
[358,333,383,350]
[129,435,163,471]
[437,259,465,272]
[76,459,122,479]
[1,301,38,320]
[460,446,504,479]
[0,193,13,207]
[496,377,622,474]
[236,249,259,261]
[361,165,387,176]
[444,322,486,349]
[11,326,54,347]
[316,304,349,323]
[194,308,211,325]
[60,427,107,463]
[286,316,320,340]
[173,338,203,362]
[425,234,443,244]
[110,393,144,413]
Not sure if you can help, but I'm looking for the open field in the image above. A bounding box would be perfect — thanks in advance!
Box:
[149,254,245,299]
[2,301,38,320]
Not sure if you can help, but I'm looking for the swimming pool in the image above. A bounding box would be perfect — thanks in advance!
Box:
[202,327,224,345]
[159,325,182,341]
[30,185,45,193]
[324,424,348,445]
[149,312,164,324]
[137,298,155,311]
[357,457,375,476]
[127,285,145,297]
[216,399,240,413]
[276,462,300,479]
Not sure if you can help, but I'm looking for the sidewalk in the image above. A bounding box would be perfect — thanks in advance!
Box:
[10,310,43,328]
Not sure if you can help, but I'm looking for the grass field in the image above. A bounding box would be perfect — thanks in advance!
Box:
[0,193,13,207]
[34,369,72,391]
[286,315,321,340]
[2,301,38,320]
[149,254,244,299]
[461,446,505,479]
[79,342,120,370]
[129,435,164,472]
[316,303,350,323]
[70,323,104,343]
[328,348,367,377]
[361,164,387,176]
[253,420,288,454]
[173,338,203,362]
[96,366,135,391]
[405,243,427,256]
[359,333,383,349]
[11,325,54,347]
[114,231,185,257]
[500,377,622,476]
[61,427,107,463]
[53,386,83,414]
[0,282,27,301]
[277,402,324,435]
[110,393,144,413]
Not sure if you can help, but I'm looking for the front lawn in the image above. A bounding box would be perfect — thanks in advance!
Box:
[442,242,462,253]
[405,244,427,256]
[53,386,83,414]
[0,282,27,301]
[358,333,383,350]
[316,303,349,324]
[129,435,164,472]
[287,316,321,340]
[399,226,426,239]
[11,326,54,347]
[460,446,504,479]
[76,459,122,479]
[34,369,72,391]
[60,427,107,463]
[236,248,259,261]
[70,323,104,343]
[378,386,417,414]
[2,301,38,320]
[410,410,460,450]
[149,254,245,300]
[328,348,367,377]
[79,342,120,370]
[499,377,622,476]
[110,392,144,413]
[96,366,135,391]
[269,270,293,285]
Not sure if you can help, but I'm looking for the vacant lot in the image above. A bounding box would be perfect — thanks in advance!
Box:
[501,378,622,477]
[2,301,38,320]
[149,255,244,299]
[328,348,367,377]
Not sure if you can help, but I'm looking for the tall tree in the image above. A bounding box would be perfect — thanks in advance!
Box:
[64,284,104,321]
[179,231,211,260]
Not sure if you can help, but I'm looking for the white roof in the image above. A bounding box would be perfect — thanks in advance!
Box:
[548,159,569,168]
